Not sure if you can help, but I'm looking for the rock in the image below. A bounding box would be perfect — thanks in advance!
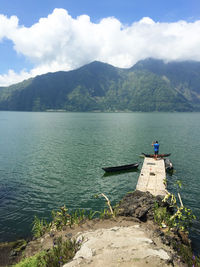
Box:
[117,190,169,222]
[74,243,93,259]
[63,225,173,267]
[0,239,27,266]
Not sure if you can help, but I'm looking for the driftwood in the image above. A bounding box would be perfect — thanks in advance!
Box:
[98,193,114,215]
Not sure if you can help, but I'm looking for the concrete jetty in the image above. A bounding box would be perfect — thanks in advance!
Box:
[136,157,167,196]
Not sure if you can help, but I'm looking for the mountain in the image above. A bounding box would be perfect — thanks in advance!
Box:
[132,58,200,109]
[0,59,200,112]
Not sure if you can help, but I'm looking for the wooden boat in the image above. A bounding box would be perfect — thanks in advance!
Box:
[102,163,139,173]
[142,153,171,158]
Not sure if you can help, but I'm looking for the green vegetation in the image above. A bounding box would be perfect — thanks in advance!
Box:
[32,216,51,238]
[153,196,196,232]
[13,252,45,267]
[153,179,200,266]
[13,237,81,267]
[31,193,117,239]
[0,59,200,111]
[37,237,82,267]
[154,178,196,232]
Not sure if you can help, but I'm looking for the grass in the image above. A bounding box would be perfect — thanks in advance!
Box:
[13,237,82,267]
[32,193,117,238]
[32,216,51,238]
[13,252,46,267]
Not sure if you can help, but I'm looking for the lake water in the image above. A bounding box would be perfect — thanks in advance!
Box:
[0,112,200,253]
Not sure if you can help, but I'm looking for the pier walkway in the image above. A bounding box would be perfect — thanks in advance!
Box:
[136,157,167,196]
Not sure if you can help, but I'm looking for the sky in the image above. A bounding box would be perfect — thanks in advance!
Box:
[0,0,200,86]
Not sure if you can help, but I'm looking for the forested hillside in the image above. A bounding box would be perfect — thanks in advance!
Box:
[0,59,200,111]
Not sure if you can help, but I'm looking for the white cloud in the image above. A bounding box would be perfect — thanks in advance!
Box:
[1,8,200,86]
[0,14,18,41]
[0,69,30,87]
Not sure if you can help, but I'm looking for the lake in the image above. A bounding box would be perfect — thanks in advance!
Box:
[0,112,200,253]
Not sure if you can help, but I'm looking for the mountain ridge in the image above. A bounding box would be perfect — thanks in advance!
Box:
[0,58,200,111]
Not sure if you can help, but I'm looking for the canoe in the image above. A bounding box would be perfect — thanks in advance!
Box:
[102,163,139,173]
[142,153,171,158]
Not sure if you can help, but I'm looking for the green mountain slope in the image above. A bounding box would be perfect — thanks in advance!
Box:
[133,58,200,108]
[0,59,199,112]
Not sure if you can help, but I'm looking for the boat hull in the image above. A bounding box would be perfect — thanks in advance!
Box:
[102,163,139,173]
[142,153,171,158]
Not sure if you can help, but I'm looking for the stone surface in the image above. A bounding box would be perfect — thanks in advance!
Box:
[63,225,172,267]
[136,157,167,196]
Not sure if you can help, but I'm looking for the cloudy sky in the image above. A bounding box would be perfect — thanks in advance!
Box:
[0,0,200,86]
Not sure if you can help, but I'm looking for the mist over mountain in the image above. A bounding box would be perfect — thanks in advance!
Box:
[0,58,200,112]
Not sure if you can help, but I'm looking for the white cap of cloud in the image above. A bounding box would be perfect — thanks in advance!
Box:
[0,8,200,86]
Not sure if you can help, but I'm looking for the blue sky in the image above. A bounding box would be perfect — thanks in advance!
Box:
[0,0,200,86]
[1,0,200,25]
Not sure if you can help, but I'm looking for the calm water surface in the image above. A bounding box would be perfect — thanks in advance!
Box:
[0,112,200,252]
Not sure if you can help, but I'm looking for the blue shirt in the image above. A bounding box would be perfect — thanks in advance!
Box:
[154,143,159,152]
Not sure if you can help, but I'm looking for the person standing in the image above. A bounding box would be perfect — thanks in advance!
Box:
[152,141,159,160]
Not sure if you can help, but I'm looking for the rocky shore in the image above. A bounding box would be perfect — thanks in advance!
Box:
[0,190,197,266]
